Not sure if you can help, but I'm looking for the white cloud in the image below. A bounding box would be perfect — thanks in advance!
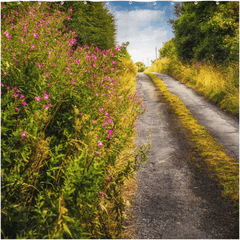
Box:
[113,9,169,66]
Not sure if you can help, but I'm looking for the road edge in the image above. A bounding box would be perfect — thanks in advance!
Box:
[146,72,239,208]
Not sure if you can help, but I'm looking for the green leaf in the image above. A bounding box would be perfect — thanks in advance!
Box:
[63,223,73,238]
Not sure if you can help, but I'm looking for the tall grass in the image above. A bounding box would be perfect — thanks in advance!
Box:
[146,57,239,116]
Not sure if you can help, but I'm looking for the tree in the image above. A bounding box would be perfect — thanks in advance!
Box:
[168,3,183,33]
[58,1,117,50]
[172,1,239,64]
[135,62,146,72]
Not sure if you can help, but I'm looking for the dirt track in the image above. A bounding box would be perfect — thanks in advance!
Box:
[128,73,239,239]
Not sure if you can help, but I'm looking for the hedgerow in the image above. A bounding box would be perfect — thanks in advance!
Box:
[1,2,150,239]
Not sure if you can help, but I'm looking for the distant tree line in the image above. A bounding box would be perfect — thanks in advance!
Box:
[135,62,146,72]
[160,1,239,66]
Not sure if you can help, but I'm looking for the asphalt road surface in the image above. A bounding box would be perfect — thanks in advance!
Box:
[130,73,239,239]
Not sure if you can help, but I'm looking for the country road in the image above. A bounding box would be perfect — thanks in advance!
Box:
[128,73,239,239]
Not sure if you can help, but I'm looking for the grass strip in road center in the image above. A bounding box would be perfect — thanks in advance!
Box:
[146,72,239,207]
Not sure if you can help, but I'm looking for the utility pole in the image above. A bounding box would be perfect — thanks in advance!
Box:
[155,47,157,60]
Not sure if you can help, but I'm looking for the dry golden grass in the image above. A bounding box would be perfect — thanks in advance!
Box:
[146,58,239,116]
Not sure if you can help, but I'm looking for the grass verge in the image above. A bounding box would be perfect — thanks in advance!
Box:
[145,58,239,117]
[146,72,239,207]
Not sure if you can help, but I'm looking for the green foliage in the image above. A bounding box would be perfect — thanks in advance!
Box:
[135,62,146,72]
[172,1,239,65]
[159,38,178,60]
[119,41,131,60]
[1,1,117,51]
[58,1,116,50]
[1,2,149,239]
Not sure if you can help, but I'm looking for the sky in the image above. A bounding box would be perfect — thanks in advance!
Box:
[103,1,181,67]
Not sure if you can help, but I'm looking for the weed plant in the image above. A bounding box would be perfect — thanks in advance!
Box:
[1,2,150,239]
[146,57,239,116]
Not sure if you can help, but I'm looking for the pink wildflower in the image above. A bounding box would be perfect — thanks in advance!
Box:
[13,93,19,98]
[4,31,11,39]
[99,192,104,197]
[98,140,103,148]
[21,131,26,137]
[33,33,38,39]
[43,94,50,99]
[35,96,40,101]
[23,102,26,106]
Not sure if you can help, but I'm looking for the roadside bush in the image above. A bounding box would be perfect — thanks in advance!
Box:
[159,37,178,60]
[1,2,149,239]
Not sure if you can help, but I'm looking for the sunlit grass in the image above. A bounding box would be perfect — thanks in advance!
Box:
[146,73,239,207]
[146,57,239,116]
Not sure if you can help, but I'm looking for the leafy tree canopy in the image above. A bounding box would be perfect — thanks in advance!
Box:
[135,62,146,72]
[166,1,239,65]
[58,1,117,50]
[135,62,145,68]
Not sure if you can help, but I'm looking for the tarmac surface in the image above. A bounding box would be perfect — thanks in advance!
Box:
[129,73,239,239]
